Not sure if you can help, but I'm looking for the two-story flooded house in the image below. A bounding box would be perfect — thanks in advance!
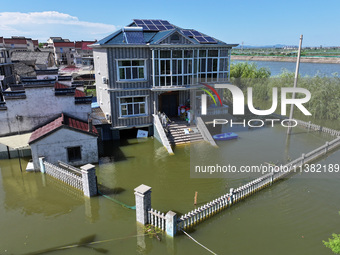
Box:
[91,19,237,140]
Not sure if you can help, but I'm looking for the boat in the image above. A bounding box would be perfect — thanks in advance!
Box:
[213,132,238,141]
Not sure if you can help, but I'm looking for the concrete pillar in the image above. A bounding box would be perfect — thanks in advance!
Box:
[134,184,152,225]
[166,211,177,237]
[325,141,329,154]
[301,153,305,166]
[229,188,234,204]
[81,164,97,197]
[39,157,45,173]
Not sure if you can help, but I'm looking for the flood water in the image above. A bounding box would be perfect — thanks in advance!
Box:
[232,60,340,77]
[1,124,339,254]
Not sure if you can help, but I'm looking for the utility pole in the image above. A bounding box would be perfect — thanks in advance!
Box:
[287,35,303,135]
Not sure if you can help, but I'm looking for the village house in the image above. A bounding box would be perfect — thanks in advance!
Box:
[0,75,92,137]
[11,51,55,70]
[0,37,15,91]
[28,113,98,170]
[91,19,237,139]
[74,40,96,67]
[3,36,37,55]
[49,37,75,66]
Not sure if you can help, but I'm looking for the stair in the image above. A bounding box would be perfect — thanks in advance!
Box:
[166,121,204,146]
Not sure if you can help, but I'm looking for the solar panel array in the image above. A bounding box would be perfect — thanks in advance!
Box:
[133,19,175,31]
[181,29,217,44]
[124,31,145,44]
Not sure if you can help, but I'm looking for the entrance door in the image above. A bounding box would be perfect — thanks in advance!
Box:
[160,92,178,117]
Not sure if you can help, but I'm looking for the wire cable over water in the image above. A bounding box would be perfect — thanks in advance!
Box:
[98,190,136,210]
[182,230,218,255]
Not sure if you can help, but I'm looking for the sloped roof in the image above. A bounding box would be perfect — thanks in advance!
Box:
[11,51,52,65]
[4,38,27,45]
[13,62,36,77]
[93,19,237,47]
[54,82,86,97]
[53,42,75,47]
[75,41,96,50]
[28,113,97,144]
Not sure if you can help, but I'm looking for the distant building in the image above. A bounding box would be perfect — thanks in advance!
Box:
[74,41,96,67]
[29,113,98,170]
[91,19,237,139]
[3,36,36,55]
[11,51,55,70]
[0,37,15,91]
[47,37,75,66]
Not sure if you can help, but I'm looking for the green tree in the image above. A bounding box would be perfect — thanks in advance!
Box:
[323,234,340,254]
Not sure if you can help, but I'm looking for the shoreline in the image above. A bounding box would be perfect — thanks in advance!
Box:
[231,55,340,64]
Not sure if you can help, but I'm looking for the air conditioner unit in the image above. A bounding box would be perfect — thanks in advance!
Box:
[102,76,108,84]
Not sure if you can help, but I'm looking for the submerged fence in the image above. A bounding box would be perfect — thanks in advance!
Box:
[39,158,97,197]
[135,121,340,237]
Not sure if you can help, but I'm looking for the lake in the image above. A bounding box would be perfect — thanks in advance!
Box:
[232,60,340,77]
[1,124,339,254]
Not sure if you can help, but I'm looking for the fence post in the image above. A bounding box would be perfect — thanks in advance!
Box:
[165,211,177,237]
[229,188,234,205]
[39,157,45,173]
[301,153,305,166]
[81,164,97,197]
[325,142,329,154]
[134,184,152,225]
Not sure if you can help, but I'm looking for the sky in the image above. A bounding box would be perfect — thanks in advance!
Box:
[0,0,339,47]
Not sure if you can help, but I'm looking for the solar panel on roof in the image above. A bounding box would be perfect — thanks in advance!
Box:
[140,24,149,30]
[181,30,193,37]
[156,25,166,31]
[124,31,145,44]
[191,30,202,36]
[194,36,207,43]
[143,20,153,24]
[133,19,175,31]
[204,36,217,43]
[152,20,162,25]
[164,25,174,30]
[134,19,144,25]
[160,20,171,26]
[147,24,158,31]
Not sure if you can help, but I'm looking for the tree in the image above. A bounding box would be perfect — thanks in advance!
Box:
[323,234,340,254]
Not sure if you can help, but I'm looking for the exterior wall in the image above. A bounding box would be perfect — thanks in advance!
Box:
[95,44,232,132]
[30,128,98,170]
[105,47,154,128]
[0,86,91,136]
[54,47,75,65]
[110,90,154,128]
[107,47,152,89]
[93,49,111,119]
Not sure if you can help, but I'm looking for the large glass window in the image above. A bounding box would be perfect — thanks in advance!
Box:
[198,49,229,83]
[153,49,194,86]
[118,60,145,81]
[152,49,230,86]
[119,96,147,117]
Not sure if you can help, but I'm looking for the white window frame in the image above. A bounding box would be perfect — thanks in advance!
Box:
[118,95,148,118]
[116,59,147,82]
